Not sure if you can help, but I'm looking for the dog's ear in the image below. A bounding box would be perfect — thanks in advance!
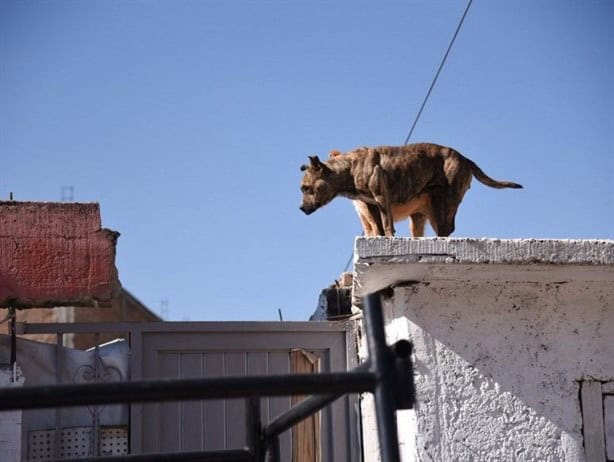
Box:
[308,155,326,170]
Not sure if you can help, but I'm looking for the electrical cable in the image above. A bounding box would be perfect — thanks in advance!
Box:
[341,0,473,275]
[404,0,473,145]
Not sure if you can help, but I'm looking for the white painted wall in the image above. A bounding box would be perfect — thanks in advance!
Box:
[354,238,614,462]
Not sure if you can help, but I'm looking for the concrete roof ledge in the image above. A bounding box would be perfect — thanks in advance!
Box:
[353,237,614,297]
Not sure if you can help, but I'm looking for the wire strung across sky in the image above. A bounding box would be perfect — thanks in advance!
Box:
[403,0,473,145]
[342,0,473,274]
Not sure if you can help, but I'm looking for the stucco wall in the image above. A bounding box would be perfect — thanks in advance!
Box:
[355,238,614,462]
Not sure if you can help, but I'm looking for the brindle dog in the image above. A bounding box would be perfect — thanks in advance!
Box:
[299,143,522,237]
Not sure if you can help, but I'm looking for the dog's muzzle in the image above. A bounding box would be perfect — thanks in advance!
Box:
[300,205,314,215]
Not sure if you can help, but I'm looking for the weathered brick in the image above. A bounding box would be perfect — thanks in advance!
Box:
[0,202,121,308]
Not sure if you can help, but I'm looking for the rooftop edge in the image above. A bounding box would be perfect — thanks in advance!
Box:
[354,237,614,266]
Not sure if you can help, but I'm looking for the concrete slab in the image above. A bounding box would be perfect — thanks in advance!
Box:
[353,238,614,297]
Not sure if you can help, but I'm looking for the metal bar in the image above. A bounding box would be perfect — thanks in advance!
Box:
[19,321,349,334]
[0,371,376,411]
[128,328,143,454]
[265,392,339,443]
[92,332,101,457]
[364,292,401,462]
[263,360,371,439]
[245,397,261,462]
[264,435,280,462]
[54,332,64,460]
[18,322,141,334]
[46,449,254,462]
[9,307,16,365]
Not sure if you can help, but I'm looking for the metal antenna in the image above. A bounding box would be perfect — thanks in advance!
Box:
[159,299,169,320]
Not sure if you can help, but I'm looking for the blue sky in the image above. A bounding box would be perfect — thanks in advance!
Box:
[1,1,612,321]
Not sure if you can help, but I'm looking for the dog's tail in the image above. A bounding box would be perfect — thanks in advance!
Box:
[468,159,523,189]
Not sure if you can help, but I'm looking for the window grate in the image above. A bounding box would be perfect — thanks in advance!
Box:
[28,426,127,460]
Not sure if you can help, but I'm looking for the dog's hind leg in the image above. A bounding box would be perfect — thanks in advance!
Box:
[433,207,456,236]
[440,199,462,237]
[429,192,453,237]
[373,198,395,236]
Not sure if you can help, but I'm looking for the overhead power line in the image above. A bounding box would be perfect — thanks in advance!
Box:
[342,0,473,275]
[403,0,473,145]
[343,248,354,273]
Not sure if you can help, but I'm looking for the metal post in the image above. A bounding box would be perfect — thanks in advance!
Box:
[245,397,261,461]
[93,333,100,457]
[9,307,16,366]
[264,435,280,462]
[54,333,65,459]
[364,292,401,462]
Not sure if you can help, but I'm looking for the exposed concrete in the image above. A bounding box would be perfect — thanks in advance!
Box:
[355,238,614,462]
[0,202,121,308]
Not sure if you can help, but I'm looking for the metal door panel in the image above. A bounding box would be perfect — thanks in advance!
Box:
[180,353,203,451]
[157,352,181,452]
[132,322,357,461]
[203,353,225,451]
[268,351,292,460]
[225,352,247,450]
[246,352,270,423]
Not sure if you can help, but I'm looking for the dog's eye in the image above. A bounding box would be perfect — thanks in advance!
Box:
[301,186,312,194]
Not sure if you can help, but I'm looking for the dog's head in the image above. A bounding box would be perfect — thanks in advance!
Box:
[299,155,337,215]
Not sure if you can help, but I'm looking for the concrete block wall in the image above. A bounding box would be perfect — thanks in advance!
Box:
[0,201,121,308]
[354,238,614,462]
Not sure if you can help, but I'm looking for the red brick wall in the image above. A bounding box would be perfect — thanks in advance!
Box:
[0,201,121,308]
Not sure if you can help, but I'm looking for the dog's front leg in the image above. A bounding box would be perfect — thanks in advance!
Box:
[369,165,395,236]
[353,201,385,236]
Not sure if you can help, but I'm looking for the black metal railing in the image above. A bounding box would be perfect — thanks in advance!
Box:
[0,291,415,462]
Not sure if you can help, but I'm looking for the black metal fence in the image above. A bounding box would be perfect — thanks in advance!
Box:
[0,291,415,462]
